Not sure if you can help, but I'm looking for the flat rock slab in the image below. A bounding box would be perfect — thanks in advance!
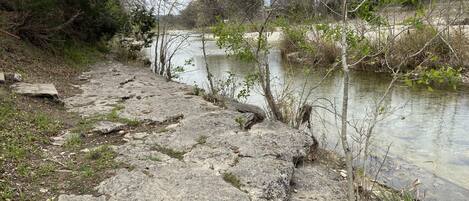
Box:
[10,83,58,98]
[58,195,106,201]
[291,164,347,201]
[51,130,74,146]
[92,121,126,134]
[61,61,344,201]
[0,72,5,83]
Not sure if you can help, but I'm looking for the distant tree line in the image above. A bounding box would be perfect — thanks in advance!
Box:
[178,0,433,27]
[179,0,264,27]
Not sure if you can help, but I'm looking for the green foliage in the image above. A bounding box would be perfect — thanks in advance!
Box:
[151,144,186,161]
[179,0,263,28]
[129,5,157,48]
[63,41,104,67]
[212,71,256,101]
[0,94,66,199]
[85,145,118,169]
[0,95,62,162]
[237,73,258,101]
[222,172,243,189]
[64,133,84,149]
[399,0,425,8]
[282,24,316,56]
[402,9,426,29]
[315,23,372,61]
[235,116,247,129]
[196,135,208,145]
[6,0,129,46]
[406,66,462,90]
[349,1,387,25]
[213,21,255,62]
[378,189,417,201]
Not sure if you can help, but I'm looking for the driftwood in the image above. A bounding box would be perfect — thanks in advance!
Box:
[201,94,266,129]
[225,99,266,129]
[225,100,266,120]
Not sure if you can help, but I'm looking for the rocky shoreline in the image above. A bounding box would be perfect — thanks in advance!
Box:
[58,61,348,201]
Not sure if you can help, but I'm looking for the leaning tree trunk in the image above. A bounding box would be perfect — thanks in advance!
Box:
[263,61,283,122]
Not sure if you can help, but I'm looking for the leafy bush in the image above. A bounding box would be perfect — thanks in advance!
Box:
[4,0,129,47]
[405,66,462,90]
[128,5,156,48]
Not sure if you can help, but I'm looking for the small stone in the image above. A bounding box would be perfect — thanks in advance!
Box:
[165,123,179,130]
[339,170,347,178]
[12,73,22,82]
[78,75,90,81]
[40,188,48,193]
[124,133,132,139]
[51,131,73,146]
[92,121,126,135]
[118,130,126,135]
[80,148,90,153]
[133,132,149,140]
[0,72,5,83]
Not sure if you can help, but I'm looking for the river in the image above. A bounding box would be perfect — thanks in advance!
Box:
[144,33,469,200]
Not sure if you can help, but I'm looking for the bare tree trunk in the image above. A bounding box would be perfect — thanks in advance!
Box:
[255,4,283,122]
[153,0,163,73]
[263,60,283,121]
[201,30,215,94]
[339,0,354,200]
[159,27,166,76]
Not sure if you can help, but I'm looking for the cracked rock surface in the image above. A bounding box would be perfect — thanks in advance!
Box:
[60,61,346,201]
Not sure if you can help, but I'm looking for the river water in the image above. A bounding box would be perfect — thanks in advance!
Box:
[144,34,469,200]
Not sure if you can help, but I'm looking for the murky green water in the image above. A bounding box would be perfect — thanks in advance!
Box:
[145,35,469,200]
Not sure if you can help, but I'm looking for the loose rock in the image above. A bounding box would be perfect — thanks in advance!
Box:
[10,73,23,82]
[51,131,74,146]
[92,121,126,135]
[58,195,106,201]
[10,83,58,99]
[0,72,5,83]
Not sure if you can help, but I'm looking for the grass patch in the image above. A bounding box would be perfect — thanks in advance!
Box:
[0,94,65,200]
[151,144,186,161]
[64,133,84,149]
[63,41,104,68]
[147,156,162,162]
[106,106,141,127]
[0,95,63,161]
[84,145,118,171]
[222,172,243,190]
[196,135,208,145]
[155,128,170,133]
[71,105,141,135]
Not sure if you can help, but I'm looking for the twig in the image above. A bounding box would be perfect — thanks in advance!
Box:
[370,143,392,192]
[0,29,21,40]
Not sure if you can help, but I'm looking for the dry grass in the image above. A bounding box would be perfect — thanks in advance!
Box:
[281,32,340,66]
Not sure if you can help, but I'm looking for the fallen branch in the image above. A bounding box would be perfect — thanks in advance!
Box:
[45,11,82,32]
[0,29,20,40]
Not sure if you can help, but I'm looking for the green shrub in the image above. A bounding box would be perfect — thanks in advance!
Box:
[5,0,129,47]
[405,65,462,90]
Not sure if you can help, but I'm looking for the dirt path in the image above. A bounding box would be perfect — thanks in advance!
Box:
[59,61,347,201]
